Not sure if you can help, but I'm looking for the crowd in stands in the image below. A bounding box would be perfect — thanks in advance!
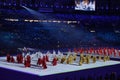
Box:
[0,21,120,49]
[0,10,120,49]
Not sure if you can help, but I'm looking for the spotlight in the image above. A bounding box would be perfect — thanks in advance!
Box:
[116,7,119,10]
[3,3,6,6]
[14,4,16,6]
[9,3,11,6]
[35,4,38,7]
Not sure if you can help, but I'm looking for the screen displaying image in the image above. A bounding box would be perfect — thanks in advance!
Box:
[75,0,95,11]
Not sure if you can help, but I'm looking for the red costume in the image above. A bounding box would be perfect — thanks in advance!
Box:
[24,59,28,67]
[42,59,47,69]
[17,54,20,63]
[119,51,120,57]
[17,54,23,63]
[6,54,11,62]
[43,56,46,62]
[11,56,15,63]
[104,51,107,56]
[19,54,23,63]
[74,48,78,53]
[45,55,49,62]
[52,57,57,66]
[114,52,116,57]
[24,55,31,67]
[37,58,42,65]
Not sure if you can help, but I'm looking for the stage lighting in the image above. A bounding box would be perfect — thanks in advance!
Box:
[51,5,53,8]
[9,3,11,6]
[30,4,32,7]
[116,7,119,10]
[101,7,104,10]
[66,6,69,8]
[61,6,63,8]
[14,4,16,6]
[46,5,48,7]
[3,3,6,6]
[35,4,38,7]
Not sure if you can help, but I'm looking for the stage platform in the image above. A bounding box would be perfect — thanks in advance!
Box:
[0,56,120,80]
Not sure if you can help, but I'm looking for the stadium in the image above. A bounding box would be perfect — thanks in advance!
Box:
[0,0,120,80]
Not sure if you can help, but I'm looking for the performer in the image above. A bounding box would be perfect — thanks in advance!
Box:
[106,56,110,61]
[43,55,46,62]
[42,58,47,69]
[20,54,23,63]
[52,57,57,66]
[69,55,74,64]
[79,61,83,66]
[114,52,116,57]
[37,58,42,66]
[91,55,93,59]
[80,53,84,61]
[24,59,28,67]
[17,54,23,63]
[66,56,70,64]
[27,55,31,67]
[103,56,107,62]
[6,54,11,62]
[22,47,28,57]
[45,55,49,62]
[16,54,20,63]
[86,55,90,64]
[83,56,87,63]
[10,56,15,63]
[60,55,66,63]
[119,51,120,57]
[93,56,96,63]
[98,55,102,60]
[73,54,77,61]
[24,55,31,67]
[67,54,74,64]
[80,56,84,63]
[73,48,78,54]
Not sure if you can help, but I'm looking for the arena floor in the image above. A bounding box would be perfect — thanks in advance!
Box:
[0,56,120,76]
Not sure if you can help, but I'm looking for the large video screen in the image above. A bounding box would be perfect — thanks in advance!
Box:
[75,0,95,11]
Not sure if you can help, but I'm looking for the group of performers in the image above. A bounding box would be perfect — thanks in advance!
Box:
[6,47,120,69]
[6,53,58,69]
[6,54,15,63]
[79,54,110,66]
[73,47,120,57]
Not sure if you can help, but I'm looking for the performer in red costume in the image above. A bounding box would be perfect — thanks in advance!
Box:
[27,55,31,67]
[42,58,47,69]
[17,54,20,63]
[74,48,78,53]
[119,51,120,57]
[24,55,31,67]
[6,54,11,62]
[43,55,46,62]
[17,54,23,63]
[24,59,27,67]
[20,54,23,63]
[37,58,42,66]
[114,52,116,57]
[10,56,15,63]
[45,55,49,62]
[52,57,57,66]
[104,51,107,56]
